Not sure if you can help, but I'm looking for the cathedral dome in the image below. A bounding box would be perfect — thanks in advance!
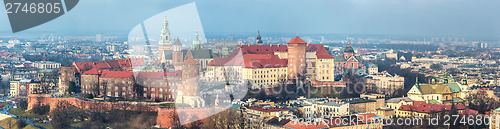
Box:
[344,41,355,53]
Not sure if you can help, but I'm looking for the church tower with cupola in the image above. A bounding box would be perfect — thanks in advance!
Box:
[191,28,202,50]
[343,40,355,59]
[256,31,263,45]
[159,17,173,63]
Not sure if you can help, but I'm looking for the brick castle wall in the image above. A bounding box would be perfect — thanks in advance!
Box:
[27,94,210,128]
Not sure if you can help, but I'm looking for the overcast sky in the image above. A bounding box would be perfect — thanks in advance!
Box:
[1,0,500,40]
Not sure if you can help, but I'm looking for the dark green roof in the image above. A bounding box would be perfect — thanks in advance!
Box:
[182,49,219,60]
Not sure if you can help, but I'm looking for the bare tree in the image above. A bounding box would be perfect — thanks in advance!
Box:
[50,100,76,129]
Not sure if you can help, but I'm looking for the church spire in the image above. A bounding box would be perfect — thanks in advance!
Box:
[416,76,420,86]
[195,28,199,41]
[159,17,172,45]
[191,28,202,50]
[256,31,263,45]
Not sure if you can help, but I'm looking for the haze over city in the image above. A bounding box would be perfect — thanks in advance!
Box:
[0,0,500,41]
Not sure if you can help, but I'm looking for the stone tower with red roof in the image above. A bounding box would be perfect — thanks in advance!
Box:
[59,66,77,94]
[181,57,199,96]
[177,57,204,107]
[287,36,307,81]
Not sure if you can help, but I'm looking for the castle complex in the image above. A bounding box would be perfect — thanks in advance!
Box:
[204,36,354,89]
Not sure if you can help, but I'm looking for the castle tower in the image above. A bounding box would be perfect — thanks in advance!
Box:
[172,37,183,69]
[343,40,355,59]
[287,36,307,81]
[159,17,173,63]
[191,28,202,50]
[181,56,199,96]
[59,66,76,95]
[256,31,263,45]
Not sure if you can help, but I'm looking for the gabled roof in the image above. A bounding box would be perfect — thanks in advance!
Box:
[82,68,100,75]
[239,45,287,55]
[105,60,121,69]
[174,37,182,45]
[266,117,291,126]
[93,61,111,69]
[100,70,134,78]
[346,56,359,62]
[73,58,140,72]
[209,50,287,68]
[134,71,180,80]
[287,36,307,44]
[418,84,451,94]
[244,54,287,68]
[445,83,461,93]
[334,56,347,62]
[386,97,413,103]
[248,106,288,112]
[308,44,333,59]
[129,58,145,67]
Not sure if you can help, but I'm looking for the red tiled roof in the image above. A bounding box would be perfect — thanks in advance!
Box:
[209,48,245,66]
[166,70,182,77]
[74,62,94,72]
[244,54,287,68]
[209,52,287,68]
[100,70,134,78]
[239,45,288,55]
[311,80,346,87]
[134,71,181,80]
[128,58,145,67]
[460,108,478,116]
[73,58,140,72]
[118,59,132,67]
[134,72,164,80]
[106,60,121,68]
[399,102,468,113]
[93,61,111,69]
[82,68,100,75]
[357,113,377,123]
[308,44,334,59]
[248,107,288,112]
[287,36,307,44]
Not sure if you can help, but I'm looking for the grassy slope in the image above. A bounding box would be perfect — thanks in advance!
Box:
[0,118,38,129]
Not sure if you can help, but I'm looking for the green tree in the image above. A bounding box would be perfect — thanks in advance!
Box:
[430,63,443,71]
[16,119,27,128]
[68,81,76,94]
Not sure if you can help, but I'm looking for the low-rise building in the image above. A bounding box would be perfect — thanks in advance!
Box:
[386,97,413,114]
[344,97,379,114]
[397,101,468,118]
[301,99,350,118]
